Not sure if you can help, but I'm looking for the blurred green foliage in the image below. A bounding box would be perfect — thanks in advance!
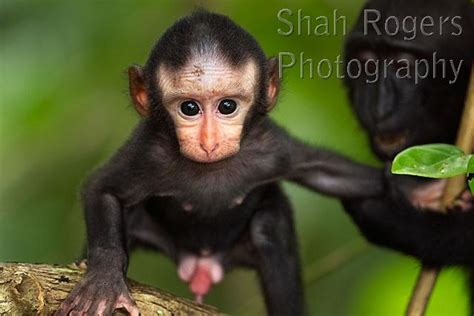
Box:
[0,1,468,315]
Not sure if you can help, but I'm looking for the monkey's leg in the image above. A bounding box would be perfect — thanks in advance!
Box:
[126,203,176,258]
[56,193,139,316]
[250,185,305,316]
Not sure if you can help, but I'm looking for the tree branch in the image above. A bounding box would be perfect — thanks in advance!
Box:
[0,262,220,315]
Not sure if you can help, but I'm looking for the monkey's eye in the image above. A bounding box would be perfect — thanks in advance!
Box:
[217,99,237,115]
[180,101,200,116]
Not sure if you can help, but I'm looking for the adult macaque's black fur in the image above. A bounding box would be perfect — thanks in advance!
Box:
[56,11,383,316]
[342,0,474,297]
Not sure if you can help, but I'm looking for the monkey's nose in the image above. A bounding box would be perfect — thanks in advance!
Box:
[200,142,219,155]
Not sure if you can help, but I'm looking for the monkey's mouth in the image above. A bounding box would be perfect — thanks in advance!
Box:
[374,131,410,153]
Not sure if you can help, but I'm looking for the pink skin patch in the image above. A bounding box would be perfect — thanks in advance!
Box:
[93,295,139,316]
[115,294,140,316]
[409,179,446,210]
[182,202,193,212]
[410,179,473,212]
[177,255,224,303]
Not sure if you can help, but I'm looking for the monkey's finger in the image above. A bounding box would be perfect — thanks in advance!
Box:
[450,199,473,212]
[55,292,82,316]
[447,190,473,212]
[54,305,70,316]
[460,190,473,204]
[115,293,140,316]
[116,304,140,316]
[69,290,95,315]
[87,298,110,316]
[69,297,92,315]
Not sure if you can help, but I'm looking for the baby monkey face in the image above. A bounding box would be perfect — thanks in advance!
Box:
[158,57,258,163]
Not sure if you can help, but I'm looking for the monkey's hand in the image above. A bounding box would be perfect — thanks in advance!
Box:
[55,269,139,316]
[409,179,446,210]
[409,179,473,212]
[449,190,474,213]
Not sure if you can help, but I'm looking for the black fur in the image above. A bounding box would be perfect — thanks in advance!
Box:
[344,0,473,160]
[56,11,384,316]
[342,0,474,310]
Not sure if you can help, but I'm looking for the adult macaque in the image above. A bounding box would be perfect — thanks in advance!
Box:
[342,0,474,278]
[56,11,383,315]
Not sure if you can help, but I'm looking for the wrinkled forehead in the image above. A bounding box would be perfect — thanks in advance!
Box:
[157,54,258,97]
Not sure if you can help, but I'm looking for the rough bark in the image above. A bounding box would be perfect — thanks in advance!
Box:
[0,262,220,315]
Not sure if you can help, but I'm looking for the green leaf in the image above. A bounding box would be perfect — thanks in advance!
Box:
[392,144,471,178]
[468,156,474,174]
[469,157,474,194]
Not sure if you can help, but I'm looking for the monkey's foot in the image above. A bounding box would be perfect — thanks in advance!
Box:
[55,273,139,316]
[178,255,224,303]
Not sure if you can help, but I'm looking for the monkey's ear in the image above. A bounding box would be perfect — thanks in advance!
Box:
[266,57,280,112]
[128,65,149,116]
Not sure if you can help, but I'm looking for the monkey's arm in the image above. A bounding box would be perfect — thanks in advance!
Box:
[342,191,474,266]
[54,128,156,316]
[56,175,140,316]
[289,148,384,198]
[280,132,385,199]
